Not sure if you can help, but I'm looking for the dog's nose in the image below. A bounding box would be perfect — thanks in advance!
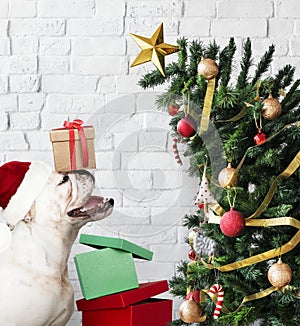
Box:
[108,198,114,206]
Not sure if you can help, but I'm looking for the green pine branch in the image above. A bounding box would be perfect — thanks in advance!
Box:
[251,44,275,86]
[218,37,236,86]
[236,38,253,89]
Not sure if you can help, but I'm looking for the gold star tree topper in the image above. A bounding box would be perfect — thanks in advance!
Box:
[130,23,179,77]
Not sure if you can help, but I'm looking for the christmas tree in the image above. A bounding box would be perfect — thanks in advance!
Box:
[138,38,300,325]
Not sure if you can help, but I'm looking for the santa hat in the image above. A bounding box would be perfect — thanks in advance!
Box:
[0,161,52,227]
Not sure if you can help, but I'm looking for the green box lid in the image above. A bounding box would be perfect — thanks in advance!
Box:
[75,248,139,300]
[79,234,153,261]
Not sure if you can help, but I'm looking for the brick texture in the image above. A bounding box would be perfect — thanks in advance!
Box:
[0,1,299,325]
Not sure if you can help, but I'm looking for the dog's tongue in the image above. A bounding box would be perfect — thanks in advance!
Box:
[68,195,113,218]
[82,196,104,210]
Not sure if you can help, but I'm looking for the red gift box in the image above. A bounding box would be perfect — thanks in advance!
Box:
[80,299,172,326]
[76,281,172,326]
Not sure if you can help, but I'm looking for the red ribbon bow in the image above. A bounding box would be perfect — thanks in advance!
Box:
[185,289,200,303]
[63,119,88,170]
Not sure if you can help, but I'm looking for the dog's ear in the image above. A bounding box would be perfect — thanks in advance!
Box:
[23,203,36,223]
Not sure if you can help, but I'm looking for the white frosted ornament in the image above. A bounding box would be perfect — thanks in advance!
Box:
[194,230,218,257]
[195,165,217,207]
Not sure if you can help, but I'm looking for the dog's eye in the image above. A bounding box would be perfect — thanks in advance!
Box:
[58,175,69,185]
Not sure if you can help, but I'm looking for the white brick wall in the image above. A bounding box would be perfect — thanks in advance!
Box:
[0,1,299,325]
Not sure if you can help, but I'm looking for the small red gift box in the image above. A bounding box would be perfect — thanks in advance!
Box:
[76,281,172,326]
[50,119,96,172]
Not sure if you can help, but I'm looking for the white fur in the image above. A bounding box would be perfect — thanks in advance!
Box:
[0,170,113,326]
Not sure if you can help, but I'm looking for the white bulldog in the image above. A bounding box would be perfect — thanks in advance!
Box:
[0,167,114,326]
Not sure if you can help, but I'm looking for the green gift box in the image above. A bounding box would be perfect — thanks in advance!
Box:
[74,234,153,300]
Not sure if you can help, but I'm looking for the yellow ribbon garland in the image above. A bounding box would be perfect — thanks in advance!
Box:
[246,150,300,220]
[247,216,300,229]
[203,218,300,272]
[209,126,300,218]
[232,286,279,313]
[187,260,289,316]
[209,202,226,216]
[216,78,262,124]
[186,91,300,318]
[202,284,300,316]
[197,150,300,315]
[218,103,251,123]
[187,217,300,317]
[235,122,300,173]
[216,79,264,123]
[206,215,300,230]
[198,78,216,135]
[201,286,279,315]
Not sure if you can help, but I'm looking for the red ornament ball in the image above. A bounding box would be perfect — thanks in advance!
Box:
[177,115,197,138]
[198,203,204,210]
[168,104,179,116]
[254,129,266,145]
[220,207,245,237]
[188,249,196,261]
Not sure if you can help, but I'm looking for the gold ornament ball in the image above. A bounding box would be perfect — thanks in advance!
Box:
[261,94,282,120]
[267,258,292,288]
[218,163,238,188]
[179,298,202,323]
[197,57,219,80]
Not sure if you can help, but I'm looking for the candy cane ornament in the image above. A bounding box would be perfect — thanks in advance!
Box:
[209,283,224,319]
[172,137,182,165]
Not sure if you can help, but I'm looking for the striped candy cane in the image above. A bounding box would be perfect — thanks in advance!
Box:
[172,137,182,165]
[209,283,224,319]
